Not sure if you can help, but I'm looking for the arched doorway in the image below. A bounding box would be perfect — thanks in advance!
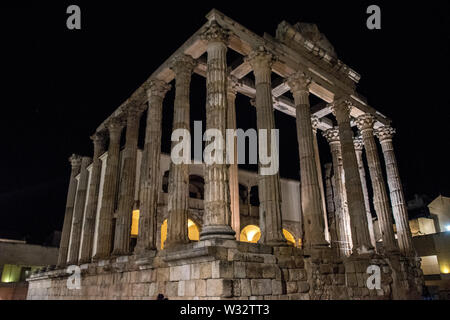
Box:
[160,219,200,249]
[239,225,298,246]
[240,225,261,243]
[282,229,296,247]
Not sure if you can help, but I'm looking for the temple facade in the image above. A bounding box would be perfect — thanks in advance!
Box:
[27,9,424,300]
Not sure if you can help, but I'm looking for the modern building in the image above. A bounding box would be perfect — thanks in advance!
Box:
[0,238,58,300]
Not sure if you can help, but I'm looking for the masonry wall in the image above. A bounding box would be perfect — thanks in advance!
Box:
[26,240,423,300]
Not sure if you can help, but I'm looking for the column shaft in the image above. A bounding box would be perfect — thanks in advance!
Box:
[227,77,240,240]
[323,129,353,256]
[376,126,414,255]
[79,132,106,263]
[324,163,339,251]
[68,156,91,264]
[353,136,377,249]
[165,54,196,247]
[199,21,235,240]
[112,105,142,255]
[57,155,81,267]
[356,114,398,253]
[246,47,285,245]
[135,80,171,254]
[93,117,124,260]
[312,117,330,242]
[287,73,327,248]
[332,101,373,253]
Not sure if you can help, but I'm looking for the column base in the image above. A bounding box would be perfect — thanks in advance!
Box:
[111,249,131,257]
[133,244,157,256]
[164,239,190,250]
[200,225,236,241]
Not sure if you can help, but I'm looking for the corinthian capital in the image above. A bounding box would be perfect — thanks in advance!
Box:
[375,125,396,142]
[329,98,353,116]
[69,154,82,169]
[90,131,107,145]
[287,71,312,93]
[227,74,239,95]
[311,115,320,133]
[245,46,276,72]
[125,101,145,120]
[353,135,364,151]
[145,79,171,99]
[355,113,376,132]
[105,116,125,137]
[201,20,230,44]
[170,54,197,77]
[322,127,340,144]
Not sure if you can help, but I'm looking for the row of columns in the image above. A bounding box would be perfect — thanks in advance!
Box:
[320,106,414,256]
[58,21,414,267]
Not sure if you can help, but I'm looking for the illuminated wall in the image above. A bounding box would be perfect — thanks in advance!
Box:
[131,210,139,236]
[1,264,21,283]
[160,219,200,249]
[239,225,298,246]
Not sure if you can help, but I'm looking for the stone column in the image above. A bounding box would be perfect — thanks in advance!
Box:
[68,156,92,265]
[112,103,143,256]
[287,72,327,248]
[199,21,235,240]
[93,117,124,260]
[376,125,414,255]
[245,46,285,245]
[323,128,352,256]
[165,54,196,248]
[356,114,398,253]
[331,100,373,254]
[79,132,106,263]
[353,135,377,249]
[311,116,330,242]
[134,80,171,254]
[227,75,240,240]
[324,163,339,251]
[57,154,82,267]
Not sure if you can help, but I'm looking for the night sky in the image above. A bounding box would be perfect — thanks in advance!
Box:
[1,2,449,244]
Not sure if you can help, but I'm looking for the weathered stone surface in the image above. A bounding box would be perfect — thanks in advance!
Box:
[251,279,272,296]
[206,279,232,297]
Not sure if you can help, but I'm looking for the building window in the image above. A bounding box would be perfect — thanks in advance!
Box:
[1,264,22,283]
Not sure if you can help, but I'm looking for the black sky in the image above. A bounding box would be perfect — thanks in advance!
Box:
[0,1,449,244]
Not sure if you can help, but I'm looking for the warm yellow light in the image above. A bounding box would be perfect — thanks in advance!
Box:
[442,267,450,274]
[1,264,21,283]
[160,219,199,249]
[130,210,139,236]
[282,229,296,247]
[240,225,261,243]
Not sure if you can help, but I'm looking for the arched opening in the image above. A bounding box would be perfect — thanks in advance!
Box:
[239,225,298,247]
[160,218,199,249]
[282,229,296,247]
[240,225,261,243]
